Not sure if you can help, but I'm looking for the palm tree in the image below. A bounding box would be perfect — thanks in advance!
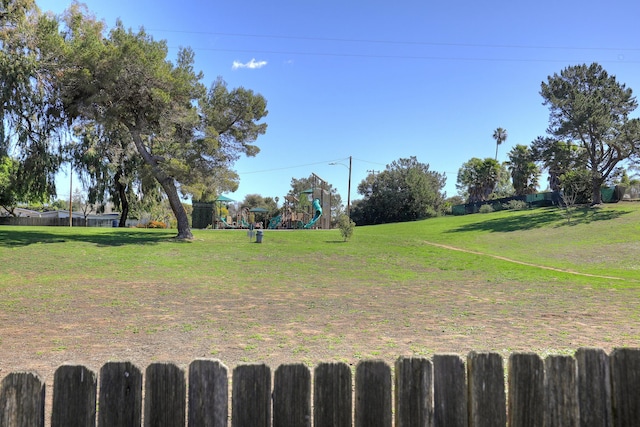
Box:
[492,127,508,160]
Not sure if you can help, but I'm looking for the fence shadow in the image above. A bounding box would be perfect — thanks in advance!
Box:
[448,207,632,234]
[0,229,176,248]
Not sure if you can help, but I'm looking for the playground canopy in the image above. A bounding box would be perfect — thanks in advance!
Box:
[215,195,234,202]
[249,207,268,213]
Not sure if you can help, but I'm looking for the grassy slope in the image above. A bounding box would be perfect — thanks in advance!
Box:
[1,202,639,289]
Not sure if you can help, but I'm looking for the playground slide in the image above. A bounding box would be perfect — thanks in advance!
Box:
[303,199,322,229]
[220,217,236,228]
[268,215,282,229]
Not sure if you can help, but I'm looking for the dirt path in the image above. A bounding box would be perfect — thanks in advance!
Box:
[422,240,628,281]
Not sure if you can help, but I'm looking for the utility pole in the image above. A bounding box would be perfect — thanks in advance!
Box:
[347,156,352,218]
[329,156,352,218]
[69,165,73,227]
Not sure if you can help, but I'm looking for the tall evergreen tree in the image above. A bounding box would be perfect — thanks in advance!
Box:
[540,63,640,204]
[55,8,268,238]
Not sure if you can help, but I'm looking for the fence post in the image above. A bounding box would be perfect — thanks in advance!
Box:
[508,353,544,427]
[394,357,433,427]
[544,355,579,427]
[433,354,467,427]
[188,359,228,427]
[313,362,352,427]
[231,364,271,427]
[144,363,186,427]
[575,348,612,427]
[610,347,640,426]
[51,365,97,427]
[98,362,142,427]
[273,364,311,427]
[354,360,392,427]
[468,352,506,427]
[0,372,45,427]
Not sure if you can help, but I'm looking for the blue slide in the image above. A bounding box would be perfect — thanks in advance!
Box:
[303,199,322,229]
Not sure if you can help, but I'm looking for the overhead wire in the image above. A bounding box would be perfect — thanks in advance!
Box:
[149,29,640,52]
[145,28,640,63]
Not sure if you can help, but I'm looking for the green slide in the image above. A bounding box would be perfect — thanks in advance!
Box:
[303,199,322,229]
[268,215,282,229]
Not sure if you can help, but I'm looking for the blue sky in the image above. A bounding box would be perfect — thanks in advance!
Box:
[41,0,640,206]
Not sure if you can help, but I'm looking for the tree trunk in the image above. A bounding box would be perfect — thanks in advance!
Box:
[128,128,193,239]
[114,170,129,228]
[592,180,602,204]
[591,164,603,205]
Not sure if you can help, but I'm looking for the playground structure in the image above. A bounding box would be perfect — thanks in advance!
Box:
[191,174,332,230]
[269,174,331,229]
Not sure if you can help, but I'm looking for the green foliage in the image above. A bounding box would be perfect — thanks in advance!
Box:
[0,156,18,212]
[337,214,355,241]
[0,1,63,201]
[530,137,587,192]
[560,169,592,204]
[352,156,446,225]
[502,200,528,211]
[456,157,502,202]
[540,63,640,204]
[241,194,279,221]
[47,7,269,239]
[507,144,540,195]
[478,204,495,214]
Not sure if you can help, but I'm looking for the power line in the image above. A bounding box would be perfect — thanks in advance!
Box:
[150,29,640,53]
[239,158,346,175]
[239,157,390,175]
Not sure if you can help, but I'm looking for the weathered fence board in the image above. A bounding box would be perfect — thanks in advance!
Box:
[273,364,311,427]
[0,372,44,427]
[98,362,142,427]
[1,348,640,426]
[394,357,433,427]
[51,365,96,427]
[144,363,186,427]
[611,348,640,427]
[467,352,506,427]
[231,364,271,427]
[576,347,612,427]
[508,352,544,427]
[188,359,228,427]
[355,360,392,427]
[433,354,467,427]
[313,362,352,427]
[544,355,579,427]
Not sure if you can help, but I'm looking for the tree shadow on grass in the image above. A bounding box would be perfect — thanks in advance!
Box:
[446,207,632,234]
[0,228,177,247]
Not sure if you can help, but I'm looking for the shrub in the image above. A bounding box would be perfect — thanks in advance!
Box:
[147,220,167,229]
[503,200,528,210]
[479,204,494,214]
[337,214,355,241]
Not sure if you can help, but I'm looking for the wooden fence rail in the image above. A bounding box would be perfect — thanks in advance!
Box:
[1,348,639,426]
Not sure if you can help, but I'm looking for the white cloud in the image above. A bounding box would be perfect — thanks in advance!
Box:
[232,58,268,70]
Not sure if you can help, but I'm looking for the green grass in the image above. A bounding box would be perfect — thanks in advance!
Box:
[3,203,638,288]
[0,202,639,376]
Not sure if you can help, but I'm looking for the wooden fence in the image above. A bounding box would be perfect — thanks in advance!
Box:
[1,348,639,426]
[0,217,114,227]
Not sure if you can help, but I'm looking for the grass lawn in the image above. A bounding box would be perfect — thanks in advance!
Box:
[1,202,639,385]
